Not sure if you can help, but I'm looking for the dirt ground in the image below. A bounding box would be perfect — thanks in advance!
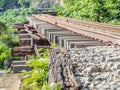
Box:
[0,74,21,90]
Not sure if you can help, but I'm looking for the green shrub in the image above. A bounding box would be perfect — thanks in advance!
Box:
[0,42,11,68]
[57,0,120,25]
[0,8,37,27]
[21,48,49,90]
[21,48,61,90]
[20,8,37,16]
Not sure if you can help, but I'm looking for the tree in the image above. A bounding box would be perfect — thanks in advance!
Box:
[57,0,120,25]
[104,0,120,24]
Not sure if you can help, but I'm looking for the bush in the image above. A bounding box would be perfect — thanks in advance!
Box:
[0,42,11,68]
[20,8,37,16]
[21,48,49,90]
[21,48,61,90]
[57,0,120,25]
[0,8,37,27]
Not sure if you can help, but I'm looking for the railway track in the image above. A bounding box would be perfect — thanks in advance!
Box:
[32,14,120,46]
[26,15,106,49]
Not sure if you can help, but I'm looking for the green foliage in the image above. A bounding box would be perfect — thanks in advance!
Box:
[0,8,37,47]
[0,0,52,9]
[20,58,48,90]
[104,0,120,24]
[18,0,43,8]
[18,0,30,8]
[51,43,57,47]
[0,33,19,47]
[20,8,37,15]
[0,0,5,7]
[42,83,61,90]
[57,0,120,25]
[0,8,37,27]
[21,48,49,90]
[5,68,11,74]
[0,42,11,68]
[0,9,25,27]
[18,0,27,5]
[0,21,6,35]
[21,48,61,90]
[0,0,18,9]
[0,21,19,47]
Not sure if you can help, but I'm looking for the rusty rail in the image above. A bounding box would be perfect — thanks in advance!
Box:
[33,14,120,46]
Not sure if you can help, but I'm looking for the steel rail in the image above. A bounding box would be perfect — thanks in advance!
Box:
[33,14,120,45]
[38,14,120,33]
[66,19,120,33]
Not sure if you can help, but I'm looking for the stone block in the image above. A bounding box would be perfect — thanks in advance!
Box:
[12,65,31,73]
[11,61,27,66]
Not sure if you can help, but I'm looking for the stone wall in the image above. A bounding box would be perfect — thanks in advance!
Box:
[49,46,120,90]
[68,46,120,90]
[49,48,80,90]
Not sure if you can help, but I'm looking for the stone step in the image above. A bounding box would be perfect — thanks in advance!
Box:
[12,65,31,73]
[11,61,27,66]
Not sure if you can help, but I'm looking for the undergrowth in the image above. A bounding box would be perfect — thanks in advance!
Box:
[20,47,61,90]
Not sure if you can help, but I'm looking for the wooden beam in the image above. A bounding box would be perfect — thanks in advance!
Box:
[19,32,40,39]
[31,37,33,46]
[34,44,40,56]
[29,33,40,39]
[12,46,35,56]
[24,24,34,29]
[24,24,46,39]
[37,46,50,48]
[35,29,46,38]
[19,38,31,40]
[24,29,33,34]
[13,24,24,29]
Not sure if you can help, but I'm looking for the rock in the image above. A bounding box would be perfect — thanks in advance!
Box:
[4,58,13,69]
[57,74,62,81]
[57,80,64,86]
[65,81,71,86]
[49,46,120,90]
[70,46,120,89]
[72,62,78,68]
